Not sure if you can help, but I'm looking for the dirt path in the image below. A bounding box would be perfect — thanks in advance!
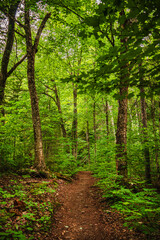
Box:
[48,171,143,240]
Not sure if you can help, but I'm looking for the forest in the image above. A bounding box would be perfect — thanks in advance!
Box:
[0,0,160,239]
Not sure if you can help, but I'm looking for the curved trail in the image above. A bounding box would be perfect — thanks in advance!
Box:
[48,171,142,240]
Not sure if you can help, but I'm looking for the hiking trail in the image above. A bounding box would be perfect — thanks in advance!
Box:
[47,171,143,240]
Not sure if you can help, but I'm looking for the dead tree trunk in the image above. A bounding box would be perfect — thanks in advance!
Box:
[24,3,51,171]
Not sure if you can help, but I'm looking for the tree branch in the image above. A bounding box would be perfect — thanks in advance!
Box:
[44,84,54,92]
[15,18,26,30]
[59,0,84,20]
[33,12,51,51]
[7,54,27,77]
[14,29,26,38]
[42,92,57,105]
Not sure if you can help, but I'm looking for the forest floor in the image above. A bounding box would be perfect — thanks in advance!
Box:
[1,171,156,240]
[47,171,145,240]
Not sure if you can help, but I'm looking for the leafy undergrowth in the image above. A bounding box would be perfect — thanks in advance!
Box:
[0,173,59,240]
[96,177,160,239]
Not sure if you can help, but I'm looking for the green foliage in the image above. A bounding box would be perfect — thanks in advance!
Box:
[0,89,34,172]
[53,152,79,175]
[0,230,29,240]
[0,176,57,239]
[90,135,116,181]
[102,184,160,234]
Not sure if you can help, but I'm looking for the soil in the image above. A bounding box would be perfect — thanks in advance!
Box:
[47,171,144,240]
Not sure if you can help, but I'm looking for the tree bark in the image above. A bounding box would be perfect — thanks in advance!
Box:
[116,84,128,180]
[115,10,129,181]
[24,3,51,171]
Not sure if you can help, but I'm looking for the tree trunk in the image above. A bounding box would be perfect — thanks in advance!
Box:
[115,10,129,182]
[72,83,78,159]
[43,82,67,138]
[0,1,26,165]
[159,99,160,144]
[140,87,151,183]
[109,104,116,138]
[86,120,90,164]
[24,3,51,171]
[151,99,160,181]
[0,5,17,105]
[116,84,128,180]
[0,1,20,107]
[0,1,27,108]
[27,54,46,170]
[105,100,109,136]
[52,80,67,138]
[135,100,142,133]
[93,100,97,162]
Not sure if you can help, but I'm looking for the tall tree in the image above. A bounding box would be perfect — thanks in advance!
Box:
[80,1,131,181]
[24,1,51,171]
[115,10,130,181]
[0,1,27,108]
[0,1,27,165]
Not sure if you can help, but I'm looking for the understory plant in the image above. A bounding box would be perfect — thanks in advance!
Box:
[0,175,57,239]
[101,181,160,236]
